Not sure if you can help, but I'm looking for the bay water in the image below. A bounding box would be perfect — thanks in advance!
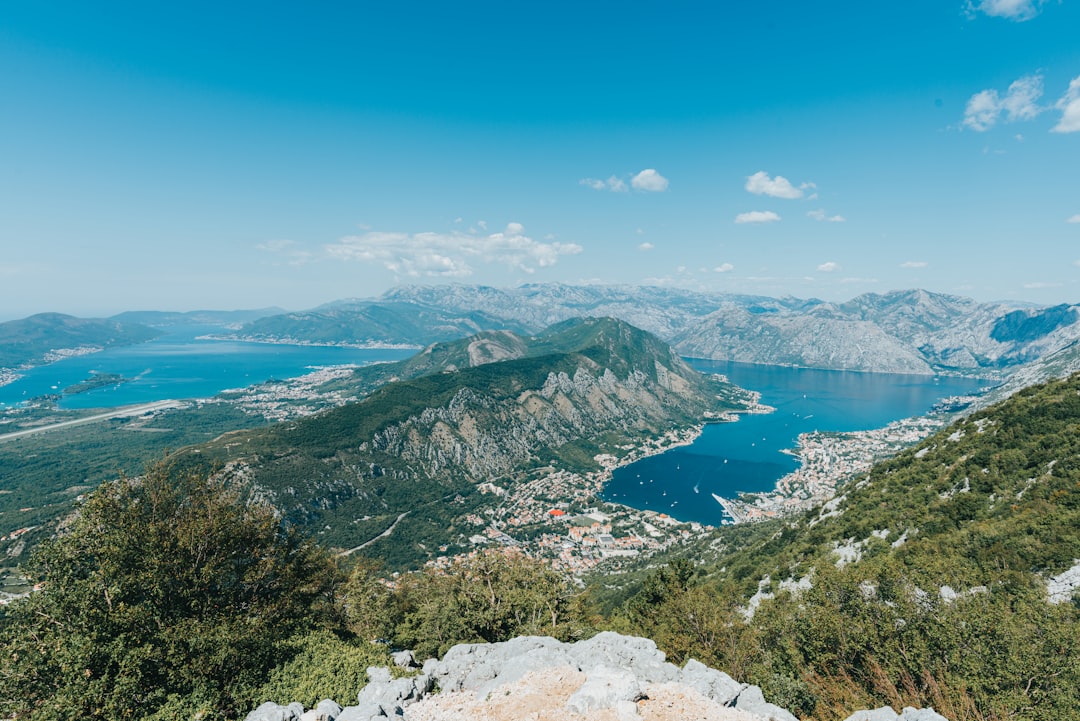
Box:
[0,326,415,410]
[602,360,994,527]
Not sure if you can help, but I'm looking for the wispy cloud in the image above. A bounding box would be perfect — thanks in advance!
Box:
[1052,75,1080,133]
[734,210,781,224]
[580,176,628,192]
[967,0,1046,21]
[638,242,655,251]
[745,171,805,199]
[1067,214,1080,223]
[900,260,929,268]
[1023,281,1062,289]
[631,169,669,192]
[817,261,840,272]
[325,223,582,277]
[581,169,668,192]
[807,209,846,222]
[714,263,734,273]
[256,239,314,266]
[963,74,1044,131]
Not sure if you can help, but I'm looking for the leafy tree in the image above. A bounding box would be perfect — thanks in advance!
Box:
[390,550,587,658]
[0,461,339,720]
[253,629,395,709]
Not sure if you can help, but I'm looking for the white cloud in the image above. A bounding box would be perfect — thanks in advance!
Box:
[580,175,629,192]
[900,260,929,268]
[735,210,781,224]
[638,242,655,251]
[325,223,582,277]
[582,169,668,193]
[817,261,840,272]
[968,0,1045,21]
[1023,281,1062,289]
[1052,75,1080,133]
[1067,214,1080,223]
[714,263,734,273]
[807,209,846,222]
[745,171,804,199]
[963,74,1044,131]
[631,169,669,192]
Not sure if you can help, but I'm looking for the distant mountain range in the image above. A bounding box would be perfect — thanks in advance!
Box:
[228,284,1080,376]
[110,308,284,327]
[8,286,1080,382]
[178,317,753,568]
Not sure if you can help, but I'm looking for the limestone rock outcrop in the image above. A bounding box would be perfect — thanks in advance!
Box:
[245,632,952,721]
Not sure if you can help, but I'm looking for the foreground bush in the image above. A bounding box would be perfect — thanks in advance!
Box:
[0,461,339,721]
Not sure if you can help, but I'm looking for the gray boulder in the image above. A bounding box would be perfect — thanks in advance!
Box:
[843,706,950,721]
[568,631,680,683]
[391,650,417,669]
[844,708,901,721]
[244,701,306,721]
[427,635,576,697]
[731,684,799,721]
[565,665,645,714]
[334,702,387,721]
[679,657,745,705]
[900,708,950,721]
[353,665,430,717]
[299,699,342,721]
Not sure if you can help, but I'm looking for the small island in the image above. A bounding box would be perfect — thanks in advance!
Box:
[63,373,130,395]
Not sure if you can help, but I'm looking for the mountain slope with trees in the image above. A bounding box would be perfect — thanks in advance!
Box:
[179,318,753,568]
[0,313,159,370]
[605,373,1080,720]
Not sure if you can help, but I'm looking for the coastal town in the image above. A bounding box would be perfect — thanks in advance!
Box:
[425,394,984,575]
[426,427,712,575]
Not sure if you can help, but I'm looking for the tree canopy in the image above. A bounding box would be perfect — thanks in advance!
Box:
[0,461,338,720]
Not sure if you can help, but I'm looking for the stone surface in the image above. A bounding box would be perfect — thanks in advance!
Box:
[844,708,900,721]
[565,665,644,714]
[246,632,956,721]
[731,685,799,721]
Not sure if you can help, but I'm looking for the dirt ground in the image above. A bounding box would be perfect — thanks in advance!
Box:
[403,665,766,721]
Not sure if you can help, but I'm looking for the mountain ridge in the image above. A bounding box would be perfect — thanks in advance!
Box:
[225,284,1080,376]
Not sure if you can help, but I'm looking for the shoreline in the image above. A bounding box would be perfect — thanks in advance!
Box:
[196,334,422,351]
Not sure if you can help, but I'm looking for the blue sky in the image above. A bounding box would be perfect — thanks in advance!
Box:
[2,0,1079,318]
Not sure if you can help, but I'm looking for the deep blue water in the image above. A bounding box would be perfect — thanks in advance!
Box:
[0,326,415,409]
[602,360,995,526]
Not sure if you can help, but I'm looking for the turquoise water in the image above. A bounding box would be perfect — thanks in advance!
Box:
[0,326,415,409]
[603,360,995,526]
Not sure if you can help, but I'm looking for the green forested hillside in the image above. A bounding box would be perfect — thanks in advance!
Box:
[178,318,750,568]
[0,313,159,368]
[606,374,1080,720]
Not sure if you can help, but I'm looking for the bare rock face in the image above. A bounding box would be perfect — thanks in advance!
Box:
[244,632,954,721]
